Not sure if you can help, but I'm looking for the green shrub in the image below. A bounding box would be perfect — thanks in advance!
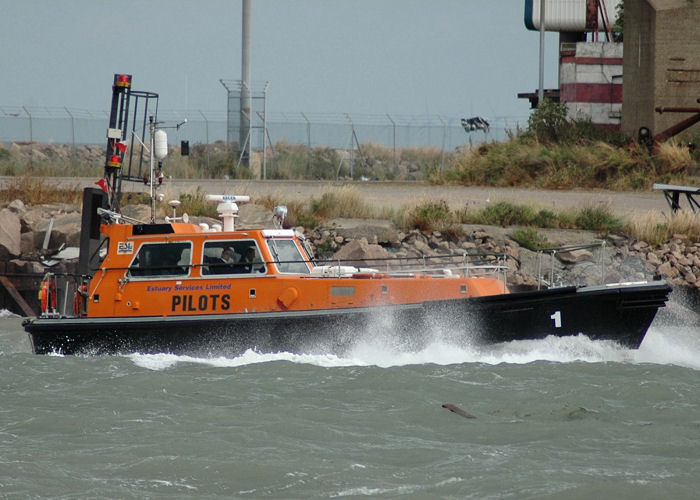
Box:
[527,98,569,143]
[477,201,536,227]
[402,199,463,237]
[512,227,551,251]
[532,208,558,228]
[178,189,218,218]
[574,206,623,234]
[296,213,320,229]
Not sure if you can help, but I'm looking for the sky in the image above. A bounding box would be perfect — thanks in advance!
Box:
[1,0,559,123]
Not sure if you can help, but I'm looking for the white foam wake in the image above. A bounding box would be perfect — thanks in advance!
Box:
[0,309,20,319]
[127,326,699,371]
[634,326,700,370]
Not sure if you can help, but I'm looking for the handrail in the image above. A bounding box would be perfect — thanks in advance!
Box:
[535,240,607,290]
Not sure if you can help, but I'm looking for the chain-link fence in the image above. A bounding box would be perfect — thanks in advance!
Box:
[1,105,523,153]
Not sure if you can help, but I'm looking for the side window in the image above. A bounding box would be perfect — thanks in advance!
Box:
[267,238,310,274]
[128,242,191,278]
[202,240,266,275]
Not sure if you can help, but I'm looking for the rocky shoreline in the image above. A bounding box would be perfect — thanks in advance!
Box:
[1,199,699,316]
[304,219,700,289]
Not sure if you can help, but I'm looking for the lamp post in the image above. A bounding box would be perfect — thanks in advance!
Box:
[538,0,546,106]
[240,0,251,162]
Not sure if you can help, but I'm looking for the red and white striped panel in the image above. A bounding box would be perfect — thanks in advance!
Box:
[559,42,623,129]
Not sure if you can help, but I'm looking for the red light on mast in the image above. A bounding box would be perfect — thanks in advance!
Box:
[107,154,122,168]
[114,74,132,88]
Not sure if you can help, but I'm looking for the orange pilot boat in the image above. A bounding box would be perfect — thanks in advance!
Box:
[23,188,671,355]
[22,74,671,355]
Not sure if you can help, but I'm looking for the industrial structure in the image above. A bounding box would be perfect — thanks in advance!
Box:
[520,0,623,129]
[521,0,700,139]
[621,0,700,139]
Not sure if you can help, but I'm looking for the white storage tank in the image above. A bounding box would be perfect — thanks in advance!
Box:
[524,0,622,32]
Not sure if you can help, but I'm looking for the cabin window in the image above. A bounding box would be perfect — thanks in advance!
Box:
[202,240,266,275]
[266,238,310,274]
[128,242,192,278]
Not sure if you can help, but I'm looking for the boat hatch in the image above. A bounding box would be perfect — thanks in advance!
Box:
[133,224,175,235]
[261,229,295,238]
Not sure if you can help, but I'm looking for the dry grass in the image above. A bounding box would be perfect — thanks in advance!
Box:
[655,141,693,174]
[310,185,377,219]
[444,139,660,190]
[253,186,381,229]
[627,210,700,246]
[0,175,83,206]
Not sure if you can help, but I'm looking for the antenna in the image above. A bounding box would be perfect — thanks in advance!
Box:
[164,199,189,224]
[205,194,250,231]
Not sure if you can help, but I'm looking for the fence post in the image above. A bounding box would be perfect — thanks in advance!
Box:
[345,114,354,179]
[22,106,32,169]
[301,112,311,174]
[386,113,396,170]
[199,110,209,171]
[438,114,446,172]
[65,107,75,169]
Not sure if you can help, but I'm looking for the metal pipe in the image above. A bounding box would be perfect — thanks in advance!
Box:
[655,107,700,114]
[653,112,700,144]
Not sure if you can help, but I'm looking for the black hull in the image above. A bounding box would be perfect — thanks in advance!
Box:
[23,281,671,355]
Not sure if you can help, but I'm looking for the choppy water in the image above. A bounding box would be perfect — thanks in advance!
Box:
[1,310,698,499]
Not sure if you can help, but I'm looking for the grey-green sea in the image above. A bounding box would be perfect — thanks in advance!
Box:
[1,310,698,499]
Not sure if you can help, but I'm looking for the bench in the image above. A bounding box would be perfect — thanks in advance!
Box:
[652,183,700,213]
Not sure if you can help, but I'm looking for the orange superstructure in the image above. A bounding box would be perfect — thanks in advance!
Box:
[85,220,508,320]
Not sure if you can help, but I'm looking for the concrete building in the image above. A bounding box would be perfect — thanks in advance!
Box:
[560,41,623,130]
[622,0,700,138]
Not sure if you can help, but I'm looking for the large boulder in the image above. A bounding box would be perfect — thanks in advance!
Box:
[238,203,275,229]
[121,204,152,222]
[332,237,390,268]
[6,199,26,215]
[326,218,399,245]
[19,206,51,234]
[556,248,595,264]
[0,208,21,259]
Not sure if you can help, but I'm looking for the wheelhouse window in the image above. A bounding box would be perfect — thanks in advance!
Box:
[202,240,266,275]
[128,242,192,278]
[266,238,310,274]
